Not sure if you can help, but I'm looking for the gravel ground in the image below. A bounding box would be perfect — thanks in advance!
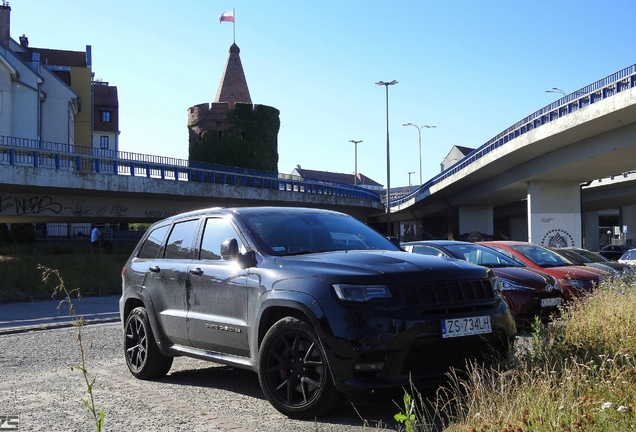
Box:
[0,323,412,432]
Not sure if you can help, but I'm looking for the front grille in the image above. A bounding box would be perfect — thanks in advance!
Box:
[393,279,495,308]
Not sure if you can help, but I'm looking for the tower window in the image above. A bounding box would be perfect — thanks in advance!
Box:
[101,111,111,122]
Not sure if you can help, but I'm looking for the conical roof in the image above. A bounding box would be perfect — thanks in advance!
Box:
[214,43,251,108]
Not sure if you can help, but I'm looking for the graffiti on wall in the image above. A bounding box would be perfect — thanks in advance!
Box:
[535,213,579,247]
[0,194,177,219]
[541,229,575,247]
[0,195,63,215]
[145,210,178,219]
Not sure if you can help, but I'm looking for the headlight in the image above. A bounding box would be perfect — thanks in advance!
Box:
[499,277,532,291]
[332,284,392,302]
[558,278,588,289]
[488,274,501,294]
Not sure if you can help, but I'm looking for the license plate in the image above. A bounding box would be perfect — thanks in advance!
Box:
[540,297,562,307]
[441,316,492,338]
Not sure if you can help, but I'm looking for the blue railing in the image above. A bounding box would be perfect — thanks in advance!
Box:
[0,136,382,203]
[391,63,636,208]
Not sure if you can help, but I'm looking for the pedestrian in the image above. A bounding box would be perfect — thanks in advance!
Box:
[91,226,101,248]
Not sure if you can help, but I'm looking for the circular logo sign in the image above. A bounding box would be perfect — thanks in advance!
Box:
[541,229,574,247]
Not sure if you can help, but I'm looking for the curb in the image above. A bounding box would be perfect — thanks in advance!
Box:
[0,316,120,336]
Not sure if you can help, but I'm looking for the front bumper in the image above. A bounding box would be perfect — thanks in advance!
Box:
[315,298,515,394]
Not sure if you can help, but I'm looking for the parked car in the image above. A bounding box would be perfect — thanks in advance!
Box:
[402,240,563,330]
[552,247,629,274]
[599,244,632,261]
[618,248,636,266]
[479,241,609,300]
[120,207,516,419]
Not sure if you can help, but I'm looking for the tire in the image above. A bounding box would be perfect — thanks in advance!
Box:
[124,306,173,380]
[258,317,345,419]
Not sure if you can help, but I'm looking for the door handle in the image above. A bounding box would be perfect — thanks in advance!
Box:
[189,268,204,276]
[149,265,160,273]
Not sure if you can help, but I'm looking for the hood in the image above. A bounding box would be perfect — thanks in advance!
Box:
[273,250,489,282]
[538,265,607,281]
[491,267,557,290]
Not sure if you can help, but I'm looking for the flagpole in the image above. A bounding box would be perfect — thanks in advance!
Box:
[233,8,236,44]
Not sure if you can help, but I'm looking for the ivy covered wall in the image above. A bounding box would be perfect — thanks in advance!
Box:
[188,103,280,173]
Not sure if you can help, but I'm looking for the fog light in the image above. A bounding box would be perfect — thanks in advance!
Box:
[354,362,385,372]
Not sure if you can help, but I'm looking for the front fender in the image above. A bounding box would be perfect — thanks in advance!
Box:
[251,290,329,361]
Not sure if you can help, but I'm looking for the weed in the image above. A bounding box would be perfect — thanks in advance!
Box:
[39,264,105,432]
[393,271,636,431]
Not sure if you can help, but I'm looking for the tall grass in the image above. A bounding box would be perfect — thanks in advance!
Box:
[399,270,636,431]
[0,241,134,301]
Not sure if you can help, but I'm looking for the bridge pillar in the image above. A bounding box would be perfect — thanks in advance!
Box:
[458,206,493,241]
[584,211,600,250]
[620,205,636,247]
[527,181,581,247]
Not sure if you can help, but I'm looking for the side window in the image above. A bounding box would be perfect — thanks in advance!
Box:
[137,225,170,259]
[163,220,199,260]
[199,217,243,261]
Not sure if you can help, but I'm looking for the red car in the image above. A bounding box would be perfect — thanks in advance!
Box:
[479,241,609,300]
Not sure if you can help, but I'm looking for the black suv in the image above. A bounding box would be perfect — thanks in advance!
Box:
[120,207,516,418]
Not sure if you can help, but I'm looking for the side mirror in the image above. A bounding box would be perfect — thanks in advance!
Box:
[221,238,239,261]
[220,238,257,268]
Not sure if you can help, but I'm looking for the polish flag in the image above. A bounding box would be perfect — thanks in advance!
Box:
[219,11,234,23]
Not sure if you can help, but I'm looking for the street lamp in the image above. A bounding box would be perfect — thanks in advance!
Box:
[348,140,363,186]
[408,171,415,187]
[545,87,567,98]
[403,123,436,185]
[376,80,398,237]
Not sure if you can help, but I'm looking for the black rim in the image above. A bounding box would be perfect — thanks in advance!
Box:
[125,315,147,372]
[263,328,326,408]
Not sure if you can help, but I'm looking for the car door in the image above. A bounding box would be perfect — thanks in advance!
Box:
[186,216,250,357]
[143,218,199,346]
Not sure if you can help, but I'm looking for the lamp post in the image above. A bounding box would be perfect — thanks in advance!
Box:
[408,171,415,187]
[403,123,436,185]
[376,80,398,237]
[545,87,567,98]
[348,140,363,186]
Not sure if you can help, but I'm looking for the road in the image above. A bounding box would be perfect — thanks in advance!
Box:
[0,322,421,432]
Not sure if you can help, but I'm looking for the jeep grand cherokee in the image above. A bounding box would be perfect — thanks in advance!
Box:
[120,207,516,418]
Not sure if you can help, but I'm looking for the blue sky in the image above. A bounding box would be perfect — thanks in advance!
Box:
[13,0,636,188]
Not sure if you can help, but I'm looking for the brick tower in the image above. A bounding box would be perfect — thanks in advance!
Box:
[187,44,279,173]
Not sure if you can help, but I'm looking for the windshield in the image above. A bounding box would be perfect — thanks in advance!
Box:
[444,243,524,267]
[512,244,571,267]
[553,249,586,264]
[575,249,609,263]
[240,211,400,256]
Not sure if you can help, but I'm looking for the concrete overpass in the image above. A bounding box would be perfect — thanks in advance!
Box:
[387,64,636,249]
[0,143,384,224]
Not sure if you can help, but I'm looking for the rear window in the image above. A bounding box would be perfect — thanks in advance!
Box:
[164,220,200,259]
[137,225,170,259]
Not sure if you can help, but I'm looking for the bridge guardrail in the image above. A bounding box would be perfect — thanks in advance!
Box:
[0,139,382,203]
[391,63,636,209]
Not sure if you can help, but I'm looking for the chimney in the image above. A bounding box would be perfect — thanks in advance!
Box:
[19,33,27,48]
[0,2,10,47]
